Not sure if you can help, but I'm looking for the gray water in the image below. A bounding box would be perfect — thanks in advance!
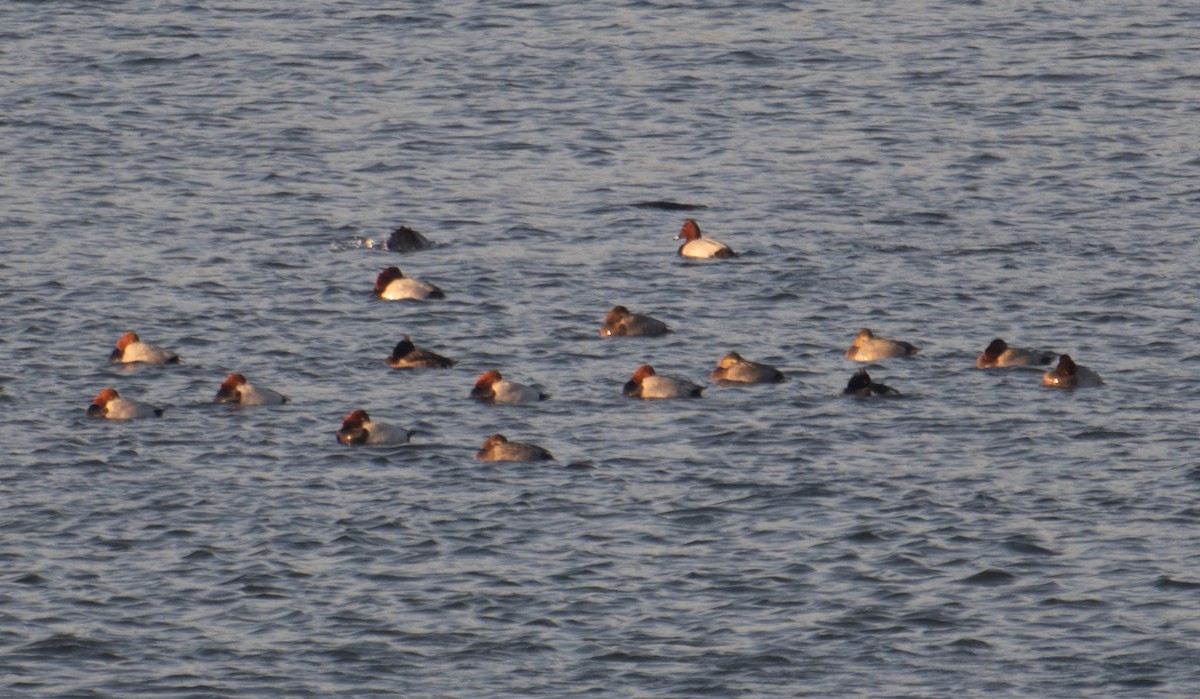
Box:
[3,1,1200,697]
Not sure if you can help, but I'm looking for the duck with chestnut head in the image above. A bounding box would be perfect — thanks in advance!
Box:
[470,370,546,404]
[674,219,737,259]
[335,409,411,446]
[110,331,180,365]
[623,364,704,399]
[87,387,164,419]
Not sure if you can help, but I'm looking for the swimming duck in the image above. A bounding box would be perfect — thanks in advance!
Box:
[474,434,555,462]
[373,266,444,300]
[109,331,180,365]
[335,409,411,445]
[675,219,737,259]
[386,225,435,252]
[709,352,785,384]
[386,336,456,369]
[975,338,1056,368]
[623,364,704,399]
[841,369,899,397]
[844,328,918,362]
[599,305,671,337]
[86,387,164,419]
[1042,354,1104,388]
[470,370,546,404]
[214,373,288,406]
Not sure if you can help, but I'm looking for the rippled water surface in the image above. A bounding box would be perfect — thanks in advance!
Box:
[3,1,1200,697]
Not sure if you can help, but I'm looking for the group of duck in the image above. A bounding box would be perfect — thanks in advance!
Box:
[86,220,1104,460]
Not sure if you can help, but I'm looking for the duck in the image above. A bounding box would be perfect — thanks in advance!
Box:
[709,352,785,384]
[841,369,899,397]
[470,370,546,404]
[623,364,704,399]
[386,225,435,252]
[373,266,444,300]
[214,373,288,406]
[386,335,456,369]
[975,338,1056,368]
[674,219,737,259]
[474,434,555,462]
[86,387,164,419]
[335,409,411,445]
[599,305,671,337]
[1042,354,1104,388]
[109,331,180,365]
[844,328,918,362]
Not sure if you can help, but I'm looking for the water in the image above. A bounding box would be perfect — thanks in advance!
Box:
[3,1,1200,696]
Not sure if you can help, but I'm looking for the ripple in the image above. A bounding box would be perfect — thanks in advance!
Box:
[960,569,1017,586]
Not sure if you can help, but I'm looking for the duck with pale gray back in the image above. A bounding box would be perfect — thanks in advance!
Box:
[675,219,737,259]
[845,328,918,362]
